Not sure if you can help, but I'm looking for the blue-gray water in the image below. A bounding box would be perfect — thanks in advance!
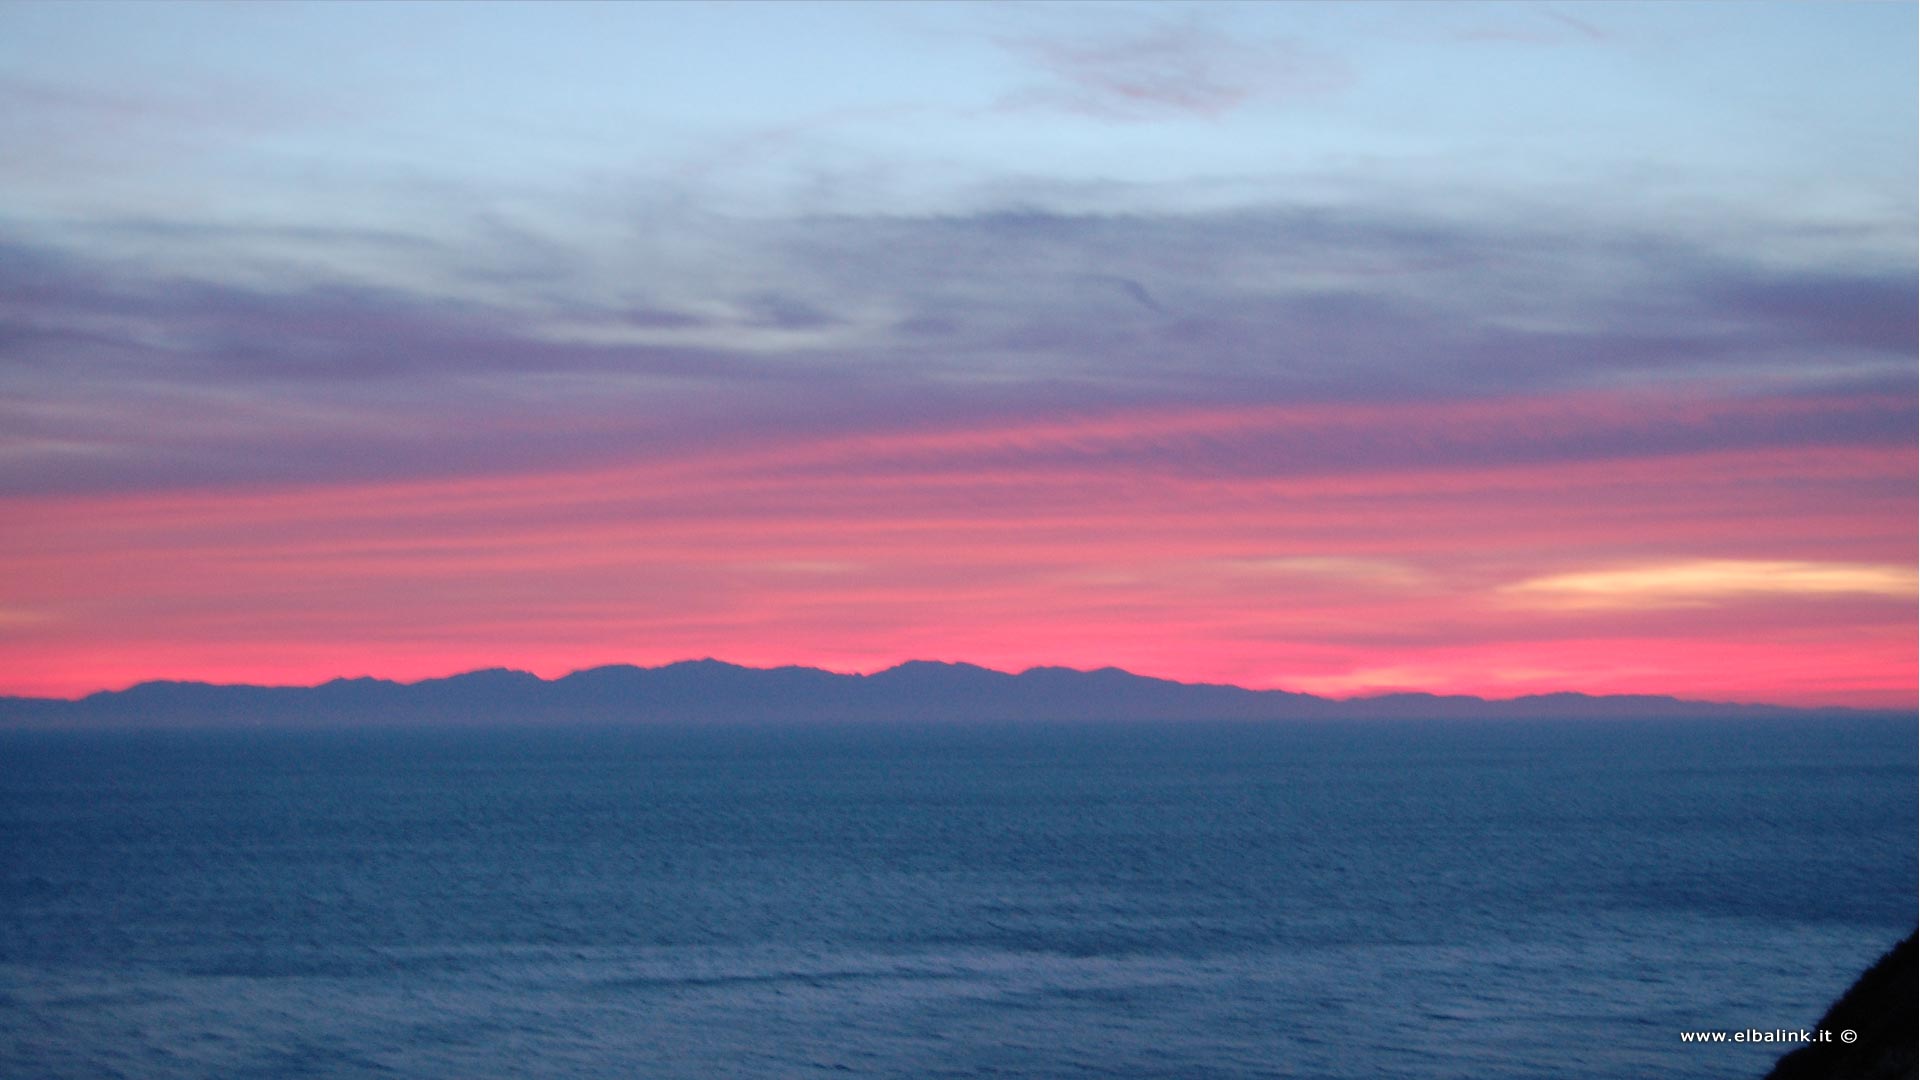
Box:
[3,717,1913,1079]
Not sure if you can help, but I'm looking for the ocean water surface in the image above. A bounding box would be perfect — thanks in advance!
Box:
[2,716,1912,1078]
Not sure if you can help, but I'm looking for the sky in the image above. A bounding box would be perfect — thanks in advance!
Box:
[0,1,1914,707]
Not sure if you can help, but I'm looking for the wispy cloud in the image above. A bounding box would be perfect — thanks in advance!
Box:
[994,17,1347,120]
[2,186,1913,500]
[1500,560,1917,610]
[1210,556,1429,590]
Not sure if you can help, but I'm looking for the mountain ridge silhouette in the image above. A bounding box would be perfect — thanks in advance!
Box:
[1,659,1896,728]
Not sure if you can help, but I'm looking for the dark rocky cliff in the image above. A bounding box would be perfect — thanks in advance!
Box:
[1765,933,1916,1080]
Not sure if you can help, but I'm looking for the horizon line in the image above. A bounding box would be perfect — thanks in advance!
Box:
[11,657,1908,713]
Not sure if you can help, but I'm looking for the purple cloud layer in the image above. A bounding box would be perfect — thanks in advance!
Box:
[1,192,1911,497]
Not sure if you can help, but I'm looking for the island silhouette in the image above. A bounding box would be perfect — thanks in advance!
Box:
[1,659,1894,728]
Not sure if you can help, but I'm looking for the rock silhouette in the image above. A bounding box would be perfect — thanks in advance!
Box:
[1765,933,1917,1080]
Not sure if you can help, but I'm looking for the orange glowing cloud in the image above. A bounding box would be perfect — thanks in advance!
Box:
[1500,560,1918,610]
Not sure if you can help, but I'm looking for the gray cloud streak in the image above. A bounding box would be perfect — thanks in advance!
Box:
[2,189,1911,495]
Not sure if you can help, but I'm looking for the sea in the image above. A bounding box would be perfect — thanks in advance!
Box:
[2,715,1913,1079]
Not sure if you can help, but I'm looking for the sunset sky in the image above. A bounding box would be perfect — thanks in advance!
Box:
[1,2,1913,706]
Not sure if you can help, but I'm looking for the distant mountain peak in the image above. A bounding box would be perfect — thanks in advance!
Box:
[882,659,997,672]
[434,667,541,681]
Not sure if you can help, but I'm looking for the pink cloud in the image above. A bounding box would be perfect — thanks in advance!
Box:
[2,390,1909,705]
